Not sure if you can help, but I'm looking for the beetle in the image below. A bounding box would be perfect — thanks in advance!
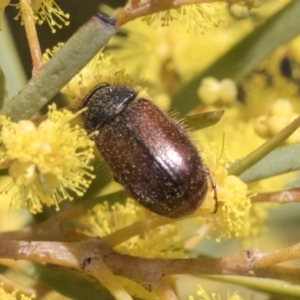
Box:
[80,83,217,218]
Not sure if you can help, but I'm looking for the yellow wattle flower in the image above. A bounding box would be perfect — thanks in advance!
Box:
[189,284,245,300]
[0,282,35,300]
[87,199,187,259]
[13,0,69,33]
[0,104,95,213]
[196,145,252,241]
[143,3,225,34]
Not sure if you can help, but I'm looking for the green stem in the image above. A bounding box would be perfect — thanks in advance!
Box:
[228,116,300,176]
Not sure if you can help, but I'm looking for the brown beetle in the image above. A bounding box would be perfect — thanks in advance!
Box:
[80,83,217,218]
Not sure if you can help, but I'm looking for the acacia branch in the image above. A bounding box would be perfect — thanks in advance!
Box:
[151,279,179,300]
[1,239,300,289]
[252,242,300,268]
[20,0,43,74]
[0,203,87,242]
[114,0,222,27]
[0,239,251,284]
[252,188,300,203]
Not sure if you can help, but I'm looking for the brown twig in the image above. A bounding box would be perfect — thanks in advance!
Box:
[102,208,213,248]
[0,239,252,281]
[102,214,174,247]
[1,239,300,293]
[85,258,133,300]
[0,203,87,242]
[19,0,43,74]
[252,188,300,203]
[0,193,127,243]
[114,0,222,27]
[252,242,300,268]
[151,279,179,300]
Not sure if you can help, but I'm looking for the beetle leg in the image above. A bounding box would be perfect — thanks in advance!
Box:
[204,167,218,213]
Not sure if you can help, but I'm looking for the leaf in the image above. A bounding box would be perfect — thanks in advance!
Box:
[203,275,300,300]
[172,0,300,115]
[184,110,224,131]
[228,116,300,177]
[23,263,144,300]
[0,14,117,122]
[26,263,116,300]
[0,67,7,110]
[239,143,300,183]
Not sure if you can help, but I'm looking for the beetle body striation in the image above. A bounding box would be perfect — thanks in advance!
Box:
[80,83,209,218]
